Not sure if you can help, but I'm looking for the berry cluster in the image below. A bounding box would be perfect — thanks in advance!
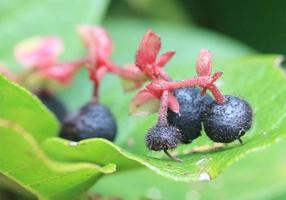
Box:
[130,30,253,161]
[0,26,253,161]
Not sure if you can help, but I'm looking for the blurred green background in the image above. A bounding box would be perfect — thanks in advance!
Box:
[1,0,286,199]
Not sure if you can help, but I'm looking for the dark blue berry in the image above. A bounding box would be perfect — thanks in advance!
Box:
[167,87,213,144]
[36,90,67,122]
[203,95,253,143]
[146,124,181,151]
[60,102,117,142]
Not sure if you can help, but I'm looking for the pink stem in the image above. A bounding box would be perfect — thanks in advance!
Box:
[158,69,171,81]
[164,76,209,89]
[163,76,225,104]
[157,90,169,125]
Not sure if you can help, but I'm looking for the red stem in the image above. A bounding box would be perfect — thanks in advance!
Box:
[92,84,98,103]
[157,76,225,104]
[157,90,169,125]
[164,76,209,89]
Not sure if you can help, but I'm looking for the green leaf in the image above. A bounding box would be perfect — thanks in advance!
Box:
[92,140,286,200]
[0,118,115,200]
[42,20,286,182]
[0,75,58,142]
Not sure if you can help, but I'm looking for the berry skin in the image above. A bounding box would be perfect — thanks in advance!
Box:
[146,124,181,151]
[203,95,253,143]
[60,102,117,142]
[167,87,213,144]
[36,91,67,122]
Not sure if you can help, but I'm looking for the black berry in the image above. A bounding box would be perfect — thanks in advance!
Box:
[60,102,117,142]
[36,90,67,122]
[203,95,253,143]
[146,124,181,151]
[167,87,213,144]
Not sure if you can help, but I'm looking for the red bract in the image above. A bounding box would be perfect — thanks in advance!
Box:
[13,36,85,86]
[135,29,175,81]
[77,25,150,98]
[77,25,112,88]
[116,64,148,92]
[77,25,113,63]
[40,58,87,85]
[130,32,225,116]
[196,49,212,76]
[14,36,63,69]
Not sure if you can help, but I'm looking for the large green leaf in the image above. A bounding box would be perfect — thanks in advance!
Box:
[0,75,58,142]
[92,140,286,200]
[42,19,286,181]
[0,118,115,200]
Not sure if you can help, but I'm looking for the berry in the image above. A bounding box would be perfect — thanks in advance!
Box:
[60,102,117,142]
[146,124,181,151]
[203,95,253,143]
[36,90,67,122]
[167,87,213,144]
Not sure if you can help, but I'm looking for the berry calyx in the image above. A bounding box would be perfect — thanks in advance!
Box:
[60,102,117,142]
[167,87,213,144]
[203,95,253,143]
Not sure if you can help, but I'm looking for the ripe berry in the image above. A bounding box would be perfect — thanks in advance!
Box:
[36,90,67,122]
[60,102,117,142]
[203,95,253,143]
[146,124,181,151]
[167,87,213,144]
